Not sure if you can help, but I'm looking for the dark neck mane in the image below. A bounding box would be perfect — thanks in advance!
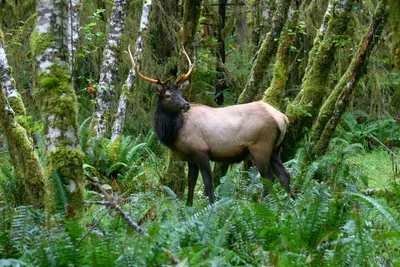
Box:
[154,103,183,147]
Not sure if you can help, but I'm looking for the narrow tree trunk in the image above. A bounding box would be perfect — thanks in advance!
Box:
[111,0,153,143]
[283,0,354,159]
[161,0,202,198]
[68,0,80,79]
[262,0,300,108]
[0,35,26,115]
[32,0,84,217]
[233,0,248,50]
[92,0,128,138]
[237,0,291,104]
[313,0,388,157]
[388,0,400,68]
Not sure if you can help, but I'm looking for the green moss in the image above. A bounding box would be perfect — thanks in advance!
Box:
[35,64,79,140]
[8,93,27,116]
[30,29,56,57]
[389,0,400,68]
[46,147,85,218]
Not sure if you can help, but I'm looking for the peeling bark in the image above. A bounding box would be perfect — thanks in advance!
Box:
[111,0,153,143]
[238,0,291,104]
[92,0,128,138]
[33,0,84,217]
[313,0,388,157]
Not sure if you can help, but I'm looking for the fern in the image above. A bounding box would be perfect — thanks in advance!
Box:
[48,170,69,214]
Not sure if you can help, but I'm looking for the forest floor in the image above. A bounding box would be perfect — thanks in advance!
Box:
[347,148,399,188]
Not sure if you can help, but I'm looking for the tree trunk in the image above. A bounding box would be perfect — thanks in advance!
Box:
[388,0,400,69]
[237,0,291,104]
[161,0,202,198]
[0,35,26,116]
[313,0,388,157]
[111,0,153,143]
[262,0,300,108]
[32,0,84,217]
[283,0,354,159]
[214,0,227,106]
[0,37,45,206]
[92,0,128,138]
[68,0,80,81]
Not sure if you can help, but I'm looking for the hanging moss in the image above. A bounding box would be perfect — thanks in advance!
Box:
[30,29,57,58]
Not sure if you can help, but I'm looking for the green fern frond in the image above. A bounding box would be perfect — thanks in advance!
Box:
[48,170,69,214]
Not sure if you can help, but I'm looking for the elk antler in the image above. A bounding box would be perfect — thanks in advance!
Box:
[128,45,172,85]
[175,48,194,84]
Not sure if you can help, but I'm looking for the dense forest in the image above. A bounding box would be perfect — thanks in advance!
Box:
[0,0,399,266]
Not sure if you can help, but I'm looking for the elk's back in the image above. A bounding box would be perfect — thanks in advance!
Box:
[174,101,288,163]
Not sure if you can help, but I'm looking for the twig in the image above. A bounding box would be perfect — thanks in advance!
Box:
[87,177,180,264]
[78,206,111,245]
[369,134,399,160]
[91,181,150,237]
[137,204,157,226]
[84,200,111,205]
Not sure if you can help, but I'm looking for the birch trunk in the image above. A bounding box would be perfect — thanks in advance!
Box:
[111,0,153,143]
[68,0,80,75]
[0,37,45,206]
[313,1,388,156]
[32,0,84,217]
[237,0,291,104]
[92,0,128,138]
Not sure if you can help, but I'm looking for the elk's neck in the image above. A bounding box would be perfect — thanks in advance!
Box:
[154,105,183,147]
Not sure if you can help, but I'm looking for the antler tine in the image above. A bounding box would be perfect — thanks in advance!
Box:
[175,48,195,84]
[128,45,160,84]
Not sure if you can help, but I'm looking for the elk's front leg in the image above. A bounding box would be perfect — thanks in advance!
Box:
[187,162,199,206]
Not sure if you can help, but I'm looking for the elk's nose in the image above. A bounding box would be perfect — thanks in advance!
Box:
[183,102,190,111]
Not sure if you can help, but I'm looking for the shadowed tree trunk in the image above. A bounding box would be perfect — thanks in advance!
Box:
[161,0,202,199]
[32,0,84,217]
[312,0,388,157]
[283,0,354,159]
[388,0,400,114]
[111,0,152,143]
[92,0,128,138]
[0,36,45,206]
[238,0,291,104]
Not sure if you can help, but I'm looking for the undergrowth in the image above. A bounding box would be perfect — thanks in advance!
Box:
[0,120,399,266]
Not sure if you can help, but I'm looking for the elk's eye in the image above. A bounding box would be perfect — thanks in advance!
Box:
[165,94,171,99]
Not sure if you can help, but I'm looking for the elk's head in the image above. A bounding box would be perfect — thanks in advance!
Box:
[128,45,193,115]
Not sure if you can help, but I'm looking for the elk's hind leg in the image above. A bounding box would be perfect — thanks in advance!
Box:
[270,149,290,194]
[249,145,275,198]
[194,152,215,204]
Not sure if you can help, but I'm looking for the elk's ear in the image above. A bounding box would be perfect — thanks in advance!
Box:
[178,81,190,92]
[155,85,163,95]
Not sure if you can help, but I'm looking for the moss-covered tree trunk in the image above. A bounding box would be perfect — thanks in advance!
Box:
[388,0,400,69]
[92,0,128,138]
[262,0,300,108]
[160,0,202,198]
[111,0,152,143]
[237,0,291,104]
[0,37,45,206]
[312,0,388,157]
[32,0,85,217]
[0,33,26,116]
[283,0,354,159]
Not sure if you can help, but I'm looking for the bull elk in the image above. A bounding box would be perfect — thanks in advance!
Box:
[128,45,290,205]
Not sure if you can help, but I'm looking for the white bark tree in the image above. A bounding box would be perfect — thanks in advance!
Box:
[33,0,84,217]
[68,0,81,74]
[111,0,153,142]
[92,0,128,138]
